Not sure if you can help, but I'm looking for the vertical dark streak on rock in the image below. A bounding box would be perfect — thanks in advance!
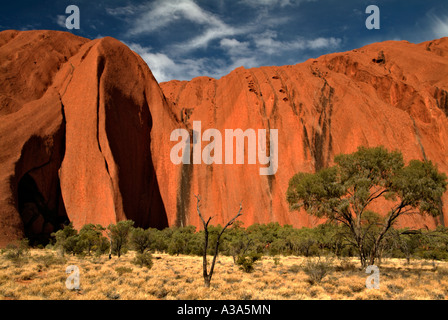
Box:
[175,129,194,227]
[260,68,279,118]
[96,56,109,175]
[250,69,275,219]
[432,87,448,226]
[176,82,188,107]
[435,87,448,117]
[213,79,218,124]
[411,116,427,161]
[275,69,297,116]
[301,118,311,160]
[174,81,194,227]
[312,79,334,172]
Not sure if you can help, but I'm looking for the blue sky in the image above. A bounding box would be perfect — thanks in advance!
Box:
[1,0,447,82]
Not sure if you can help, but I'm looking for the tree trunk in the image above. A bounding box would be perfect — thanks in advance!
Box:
[202,223,210,287]
[195,194,242,288]
[204,275,211,288]
[358,246,367,268]
[369,246,377,266]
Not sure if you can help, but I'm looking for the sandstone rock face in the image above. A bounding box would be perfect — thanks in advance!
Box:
[0,30,172,246]
[1,30,448,246]
[159,38,448,230]
[58,36,170,231]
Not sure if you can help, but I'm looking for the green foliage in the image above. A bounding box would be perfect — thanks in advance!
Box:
[2,239,30,265]
[391,160,447,215]
[236,252,262,273]
[228,233,252,259]
[115,266,133,276]
[150,228,172,253]
[131,228,153,254]
[287,146,404,218]
[51,223,109,256]
[78,224,109,255]
[108,220,135,258]
[167,226,198,255]
[133,252,154,269]
[34,253,66,268]
[51,223,78,255]
[273,257,281,266]
[286,146,447,267]
[40,215,448,266]
[414,226,448,262]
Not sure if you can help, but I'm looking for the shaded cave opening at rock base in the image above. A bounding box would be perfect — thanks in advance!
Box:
[17,172,169,247]
[17,173,69,247]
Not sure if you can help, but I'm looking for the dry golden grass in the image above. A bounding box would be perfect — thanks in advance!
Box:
[0,249,447,300]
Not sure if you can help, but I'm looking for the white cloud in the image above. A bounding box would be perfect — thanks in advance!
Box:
[431,14,448,38]
[128,32,341,82]
[307,37,342,49]
[109,0,254,55]
[128,43,225,82]
[253,30,341,55]
[56,15,66,29]
[219,38,259,71]
[128,43,175,82]
[106,5,140,16]
[242,0,292,6]
[241,0,313,7]
[114,0,245,52]
[110,0,340,81]
[220,38,251,56]
[253,31,300,54]
[176,26,244,52]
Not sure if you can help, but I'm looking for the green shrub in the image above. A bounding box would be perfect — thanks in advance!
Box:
[34,253,66,268]
[302,256,334,285]
[132,252,154,269]
[2,239,30,265]
[108,220,135,258]
[273,257,281,266]
[420,249,448,261]
[287,264,301,274]
[335,257,357,272]
[167,226,197,256]
[115,266,133,276]
[131,228,152,254]
[51,223,110,257]
[51,224,78,255]
[236,252,262,273]
[94,237,111,256]
[78,224,109,256]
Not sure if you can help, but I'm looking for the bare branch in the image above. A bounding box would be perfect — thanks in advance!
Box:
[219,202,243,238]
[195,194,213,228]
[195,195,243,288]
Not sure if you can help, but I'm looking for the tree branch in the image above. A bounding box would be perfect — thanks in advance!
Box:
[195,194,243,287]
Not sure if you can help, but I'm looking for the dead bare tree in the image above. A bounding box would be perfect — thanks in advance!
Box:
[194,194,243,288]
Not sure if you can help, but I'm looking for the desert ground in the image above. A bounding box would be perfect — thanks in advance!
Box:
[0,249,447,300]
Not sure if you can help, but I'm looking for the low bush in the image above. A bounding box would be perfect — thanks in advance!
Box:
[2,239,30,265]
[132,252,154,269]
[335,257,358,272]
[34,253,66,268]
[287,264,301,274]
[115,266,133,276]
[302,256,334,285]
[236,252,262,273]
